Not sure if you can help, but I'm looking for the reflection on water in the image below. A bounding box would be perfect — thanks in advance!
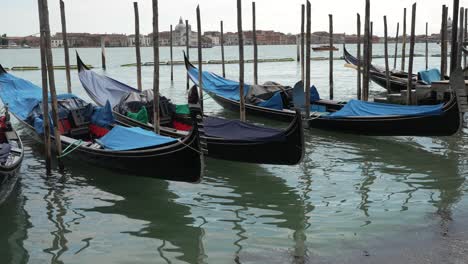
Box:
[0,44,467,263]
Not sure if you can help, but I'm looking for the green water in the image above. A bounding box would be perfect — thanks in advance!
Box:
[0,44,467,263]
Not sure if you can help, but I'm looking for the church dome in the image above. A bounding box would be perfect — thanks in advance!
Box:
[175,17,186,32]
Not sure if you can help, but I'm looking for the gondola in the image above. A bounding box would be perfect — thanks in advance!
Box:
[0,105,24,205]
[312,45,338,51]
[343,47,445,93]
[184,55,461,136]
[76,54,304,165]
[0,64,203,183]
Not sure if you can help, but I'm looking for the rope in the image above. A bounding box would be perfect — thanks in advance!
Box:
[304,111,324,121]
[58,139,83,159]
[177,138,204,155]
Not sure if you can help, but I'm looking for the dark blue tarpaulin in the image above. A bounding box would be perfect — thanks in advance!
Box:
[97,125,177,151]
[187,64,250,101]
[204,116,286,142]
[327,99,444,118]
[78,68,139,107]
[257,91,283,110]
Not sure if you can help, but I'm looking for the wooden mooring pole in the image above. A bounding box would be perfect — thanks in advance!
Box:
[465,9,468,70]
[384,16,390,91]
[425,22,428,70]
[450,0,460,74]
[37,0,52,174]
[301,4,305,86]
[101,37,106,70]
[457,7,465,68]
[186,19,190,90]
[393,22,399,69]
[220,21,226,77]
[401,8,407,71]
[152,0,160,134]
[197,5,204,113]
[329,14,334,100]
[237,0,246,121]
[252,2,258,85]
[406,3,416,105]
[39,0,63,170]
[362,0,370,101]
[305,0,311,117]
[357,13,362,100]
[441,5,448,79]
[59,0,71,93]
[370,21,373,63]
[170,24,174,82]
[134,2,142,90]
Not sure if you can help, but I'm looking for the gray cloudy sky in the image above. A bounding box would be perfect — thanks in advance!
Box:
[3,0,468,37]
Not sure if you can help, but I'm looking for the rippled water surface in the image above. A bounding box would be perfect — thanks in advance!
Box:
[1,44,468,263]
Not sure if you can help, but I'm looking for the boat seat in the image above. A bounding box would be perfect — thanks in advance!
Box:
[70,126,89,138]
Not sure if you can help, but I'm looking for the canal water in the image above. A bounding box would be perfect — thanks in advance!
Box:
[1,44,468,263]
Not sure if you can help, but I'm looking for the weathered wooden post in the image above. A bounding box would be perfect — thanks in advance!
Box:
[465,9,468,70]
[152,0,160,133]
[252,1,258,85]
[186,20,190,90]
[406,3,416,105]
[329,14,334,100]
[362,0,370,101]
[441,5,448,79]
[457,8,465,68]
[197,5,204,113]
[305,0,311,117]
[39,0,63,169]
[301,4,305,86]
[425,22,428,70]
[237,0,246,121]
[393,22,399,69]
[170,24,174,82]
[220,21,226,77]
[101,37,106,70]
[37,0,52,173]
[370,21,373,63]
[401,8,407,71]
[59,0,71,93]
[450,0,460,74]
[134,2,142,90]
[357,13,362,100]
[384,16,390,91]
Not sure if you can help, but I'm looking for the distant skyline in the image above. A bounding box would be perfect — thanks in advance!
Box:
[3,0,468,37]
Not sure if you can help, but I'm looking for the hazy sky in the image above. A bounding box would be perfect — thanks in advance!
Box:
[3,0,468,37]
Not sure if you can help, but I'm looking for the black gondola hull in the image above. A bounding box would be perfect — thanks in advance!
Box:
[17,117,203,183]
[114,110,304,165]
[308,98,460,136]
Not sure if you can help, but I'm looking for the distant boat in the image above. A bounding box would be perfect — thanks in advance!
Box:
[312,45,338,51]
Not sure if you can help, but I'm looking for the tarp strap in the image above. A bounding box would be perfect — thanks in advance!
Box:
[58,139,83,159]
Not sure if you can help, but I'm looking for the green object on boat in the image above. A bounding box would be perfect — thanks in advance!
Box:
[126,106,149,124]
[176,104,190,115]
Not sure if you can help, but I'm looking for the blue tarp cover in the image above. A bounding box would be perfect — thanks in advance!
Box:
[327,99,444,118]
[257,91,283,110]
[0,71,76,120]
[97,125,177,151]
[204,116,286,142]
[91,100,115,128]
[79,68,139,107]
[187,65,250,101]
[418,68,441,85]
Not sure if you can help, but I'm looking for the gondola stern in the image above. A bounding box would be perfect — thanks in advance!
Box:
[76,52,90,72]
[0,64,7,74]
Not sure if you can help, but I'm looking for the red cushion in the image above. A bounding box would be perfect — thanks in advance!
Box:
[89,124,109,138]
[173,120,192,131]
[58,119,71,134]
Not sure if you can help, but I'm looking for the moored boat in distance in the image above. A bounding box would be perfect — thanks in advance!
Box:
[312,45,339,51]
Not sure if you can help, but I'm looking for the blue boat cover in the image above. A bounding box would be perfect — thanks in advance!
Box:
[97,125,177,151]
[187,64,250,101]
[293,82,321,109]
[327,99,444,118]
[91,100,115,128]
[204,116,286,142]
[79,68,139,107]
[257,91,283,110]
[418,68,441,85]
[0,71,76,120]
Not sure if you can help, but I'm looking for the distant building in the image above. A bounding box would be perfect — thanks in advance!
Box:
[128,34,151,47]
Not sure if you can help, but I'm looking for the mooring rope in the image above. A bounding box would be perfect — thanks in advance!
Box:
[58,139,83,159]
